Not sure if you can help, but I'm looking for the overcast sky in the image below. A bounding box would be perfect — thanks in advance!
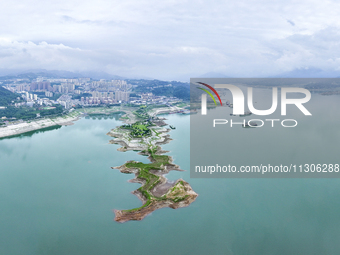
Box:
[1,0,340,80]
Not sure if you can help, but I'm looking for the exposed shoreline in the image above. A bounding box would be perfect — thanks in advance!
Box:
[109,107,198,223]
[0,115,81,139]
[0,106,183,139]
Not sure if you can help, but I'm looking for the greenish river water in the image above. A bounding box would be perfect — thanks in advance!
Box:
[1,113,340,254]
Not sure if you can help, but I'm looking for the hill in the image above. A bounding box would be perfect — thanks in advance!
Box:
[128,79,190,101]
[0,86,19,106]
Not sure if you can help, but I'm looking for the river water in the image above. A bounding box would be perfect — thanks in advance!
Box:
[1,112,340,254]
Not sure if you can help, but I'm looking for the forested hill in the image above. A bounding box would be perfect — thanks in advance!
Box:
[127,79,190,101]
[0,86,19,106]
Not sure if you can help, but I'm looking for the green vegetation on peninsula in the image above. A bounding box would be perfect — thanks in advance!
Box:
[123,147,187,212]
[108,106,197,223]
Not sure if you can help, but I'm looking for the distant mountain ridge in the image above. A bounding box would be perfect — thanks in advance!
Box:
[270,68,340,78]
[2,67,340,83]
[198,72,231,78]
[0,69,128,81]
[196,68,340,79]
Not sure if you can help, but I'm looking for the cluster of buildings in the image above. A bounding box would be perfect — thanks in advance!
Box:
[4,78,133,108]
[23,92,56,107]
[3,77,183,109]
[131,93,181,105]
[12,81,74,96]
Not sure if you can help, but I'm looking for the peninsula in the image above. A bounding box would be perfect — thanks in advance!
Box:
[107,106,197,223]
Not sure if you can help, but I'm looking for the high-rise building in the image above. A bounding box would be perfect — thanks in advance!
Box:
[45,91,53,97]
[115,91,130,102]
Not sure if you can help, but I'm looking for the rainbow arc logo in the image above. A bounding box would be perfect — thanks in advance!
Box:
[197,82,222,106]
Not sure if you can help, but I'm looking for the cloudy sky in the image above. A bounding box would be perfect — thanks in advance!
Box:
[1,0,340,80]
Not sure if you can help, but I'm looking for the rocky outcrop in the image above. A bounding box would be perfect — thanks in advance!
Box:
[114,179,198,223]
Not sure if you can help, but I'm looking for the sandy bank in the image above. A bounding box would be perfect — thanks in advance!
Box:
[0,115,80,138]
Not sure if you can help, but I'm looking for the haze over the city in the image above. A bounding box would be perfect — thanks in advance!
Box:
[1,0,340,81]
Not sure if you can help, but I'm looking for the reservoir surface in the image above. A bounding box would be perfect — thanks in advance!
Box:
[1,113,340,254]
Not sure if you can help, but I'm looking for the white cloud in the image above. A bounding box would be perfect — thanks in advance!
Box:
[1,0,340,80]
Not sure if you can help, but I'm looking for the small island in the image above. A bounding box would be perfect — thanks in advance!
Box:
[107,106,198,223]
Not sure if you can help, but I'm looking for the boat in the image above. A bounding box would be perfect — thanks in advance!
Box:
[242,121,258,128]
[239,111,252,117]
[230,111,252,117]
[169,125,176,129]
